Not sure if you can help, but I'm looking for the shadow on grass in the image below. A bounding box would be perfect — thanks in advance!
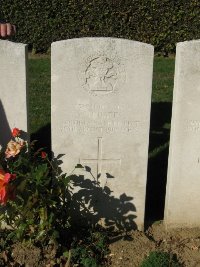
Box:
[30,123,51,155]
[145,102,172,228]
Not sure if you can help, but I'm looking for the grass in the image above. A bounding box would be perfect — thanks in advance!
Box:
[152,57,175,103]
[140,251,181,267]
[28,55,175,223]
[149,56,175,157]
[28,57,51,134]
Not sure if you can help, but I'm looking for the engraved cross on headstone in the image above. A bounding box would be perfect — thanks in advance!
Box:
[79,137,121,182]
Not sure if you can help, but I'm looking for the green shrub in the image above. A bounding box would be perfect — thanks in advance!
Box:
[140,251,181,267]
[0,128,71,244]
[1,0,200,53]
[69,229,109,267]
[0,128,110,266]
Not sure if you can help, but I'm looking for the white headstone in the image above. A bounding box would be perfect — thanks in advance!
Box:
[0,40,28,147]
[51,38,154,230]
[165,40,200,228]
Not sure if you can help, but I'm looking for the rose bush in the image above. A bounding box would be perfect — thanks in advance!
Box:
[0,129,110,266]
[0,129,71,245]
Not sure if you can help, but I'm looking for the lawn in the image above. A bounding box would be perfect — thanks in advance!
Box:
[152,57,175,103]
[28,57,51,135]
[28,55,175,223]
[28,57,51,152]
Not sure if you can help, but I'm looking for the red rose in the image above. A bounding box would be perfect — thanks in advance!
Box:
[4,173,16,183]
[0,185,15,205]
[0,186,7,205]
[12,128,21,137]
[0,170,16,205]
[41,151,47,159]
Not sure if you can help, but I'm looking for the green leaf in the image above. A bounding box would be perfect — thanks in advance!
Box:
[52,230,59,239]
[36,230,46,240]
[63,251,69,258]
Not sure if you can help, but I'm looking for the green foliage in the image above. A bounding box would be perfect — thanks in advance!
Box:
[0,135,71,245]
[0,130,110,266]
[69,229,109,267]
[1,0,200,53]
[140,251,181,267]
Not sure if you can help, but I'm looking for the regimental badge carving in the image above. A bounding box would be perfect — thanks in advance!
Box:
[79,53,125,96]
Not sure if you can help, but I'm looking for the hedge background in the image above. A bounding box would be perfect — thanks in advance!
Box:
[1,0,200,53]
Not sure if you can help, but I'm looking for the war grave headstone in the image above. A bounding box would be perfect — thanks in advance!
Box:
[51,38,154,230]
[0,40,28,148]
[165,40,200,228]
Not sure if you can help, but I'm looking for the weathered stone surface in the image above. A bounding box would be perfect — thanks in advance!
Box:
[51,38,154,230]
[0,40,28,148]
[165,40,200,228]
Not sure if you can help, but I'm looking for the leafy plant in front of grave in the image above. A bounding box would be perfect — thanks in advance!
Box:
[0,128,71,246]
[140,251,181,267]
[0,128,110,266]
[63,228,109,267]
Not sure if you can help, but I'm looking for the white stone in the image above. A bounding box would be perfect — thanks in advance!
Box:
[51,38,154,230]
[0,40,28,148]
[165,40,200,228]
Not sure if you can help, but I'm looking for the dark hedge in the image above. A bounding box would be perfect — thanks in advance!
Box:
[1,0,200,53]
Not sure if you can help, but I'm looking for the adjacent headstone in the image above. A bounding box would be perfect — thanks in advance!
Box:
[51,38,154,230]
[0,40,28,148]
[165,40,200,228]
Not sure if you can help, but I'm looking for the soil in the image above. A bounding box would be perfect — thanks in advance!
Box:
[2,222,200,266]
[107,222,200,267]
[0,241,59,267]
